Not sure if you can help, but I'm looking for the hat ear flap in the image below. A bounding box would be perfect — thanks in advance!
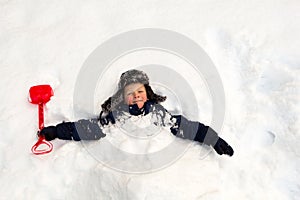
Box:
[101,89,124,112]
[145,84,166,103]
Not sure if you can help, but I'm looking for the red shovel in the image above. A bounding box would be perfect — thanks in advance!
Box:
[29,85,54,155]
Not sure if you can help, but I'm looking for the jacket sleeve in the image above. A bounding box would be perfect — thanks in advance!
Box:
[170,115,219,146]
[55,118,106,141]
[54,111,116,141]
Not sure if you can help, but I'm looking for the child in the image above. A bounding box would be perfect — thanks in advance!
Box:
[40,69,234,156]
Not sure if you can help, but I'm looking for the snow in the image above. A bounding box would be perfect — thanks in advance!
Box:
[0,0,300,199]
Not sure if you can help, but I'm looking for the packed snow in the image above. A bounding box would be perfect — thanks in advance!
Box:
[0,0,299,200]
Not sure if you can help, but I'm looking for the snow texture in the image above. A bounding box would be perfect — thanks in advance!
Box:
[0,0,299,200]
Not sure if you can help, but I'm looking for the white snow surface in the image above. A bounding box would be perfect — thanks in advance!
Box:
[0,0,300,199]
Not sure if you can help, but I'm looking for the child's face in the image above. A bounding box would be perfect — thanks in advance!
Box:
[123,83,148,109]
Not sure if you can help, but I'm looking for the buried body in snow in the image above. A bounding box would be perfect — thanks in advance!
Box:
[39,69,234,159]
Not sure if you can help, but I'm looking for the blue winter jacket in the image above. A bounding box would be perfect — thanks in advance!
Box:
[54,100,219,147]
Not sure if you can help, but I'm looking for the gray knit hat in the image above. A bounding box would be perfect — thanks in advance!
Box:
[118,69,149,90]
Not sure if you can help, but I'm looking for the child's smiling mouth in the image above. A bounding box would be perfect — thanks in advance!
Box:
[133,99,143,103]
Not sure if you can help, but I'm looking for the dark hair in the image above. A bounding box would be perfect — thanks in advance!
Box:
[101,84,166,112]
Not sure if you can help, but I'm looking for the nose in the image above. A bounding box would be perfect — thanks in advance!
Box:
[133,91,140,99]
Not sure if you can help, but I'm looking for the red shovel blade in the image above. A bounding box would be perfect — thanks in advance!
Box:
[29,85,53,104]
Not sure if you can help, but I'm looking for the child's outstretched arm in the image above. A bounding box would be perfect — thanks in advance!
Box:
[170,115,234,156]
[39,119,106,141]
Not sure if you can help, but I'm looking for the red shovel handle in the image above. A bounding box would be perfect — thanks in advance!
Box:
[31,135,53,155]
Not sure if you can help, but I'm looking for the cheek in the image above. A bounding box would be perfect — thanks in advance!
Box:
[125,96,133,104]
[142,93,148,101]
